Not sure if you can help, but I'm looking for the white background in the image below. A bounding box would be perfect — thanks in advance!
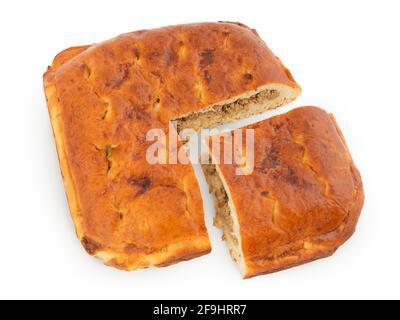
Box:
[0,0,399,300]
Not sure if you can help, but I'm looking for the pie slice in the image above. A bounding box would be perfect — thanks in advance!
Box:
[202,106,364,278]
[43,22,301,270]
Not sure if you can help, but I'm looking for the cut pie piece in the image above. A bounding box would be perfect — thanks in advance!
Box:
[43,22,300,270]
[203,107,364,278]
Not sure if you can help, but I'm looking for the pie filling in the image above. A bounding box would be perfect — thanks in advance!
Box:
[173,85,297,132]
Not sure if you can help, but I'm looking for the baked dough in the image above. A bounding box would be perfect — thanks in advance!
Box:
[203,107,364,278]
[43,22,300,270]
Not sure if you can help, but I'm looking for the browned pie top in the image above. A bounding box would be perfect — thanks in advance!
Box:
[43,22,299,268]
[212,107,364,276]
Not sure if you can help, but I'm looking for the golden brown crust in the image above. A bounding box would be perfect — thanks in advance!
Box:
[211,107,364,278]
[43,22,300,270]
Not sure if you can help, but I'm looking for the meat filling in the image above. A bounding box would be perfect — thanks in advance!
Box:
[175,89,280,132]
[202,162,242,262]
